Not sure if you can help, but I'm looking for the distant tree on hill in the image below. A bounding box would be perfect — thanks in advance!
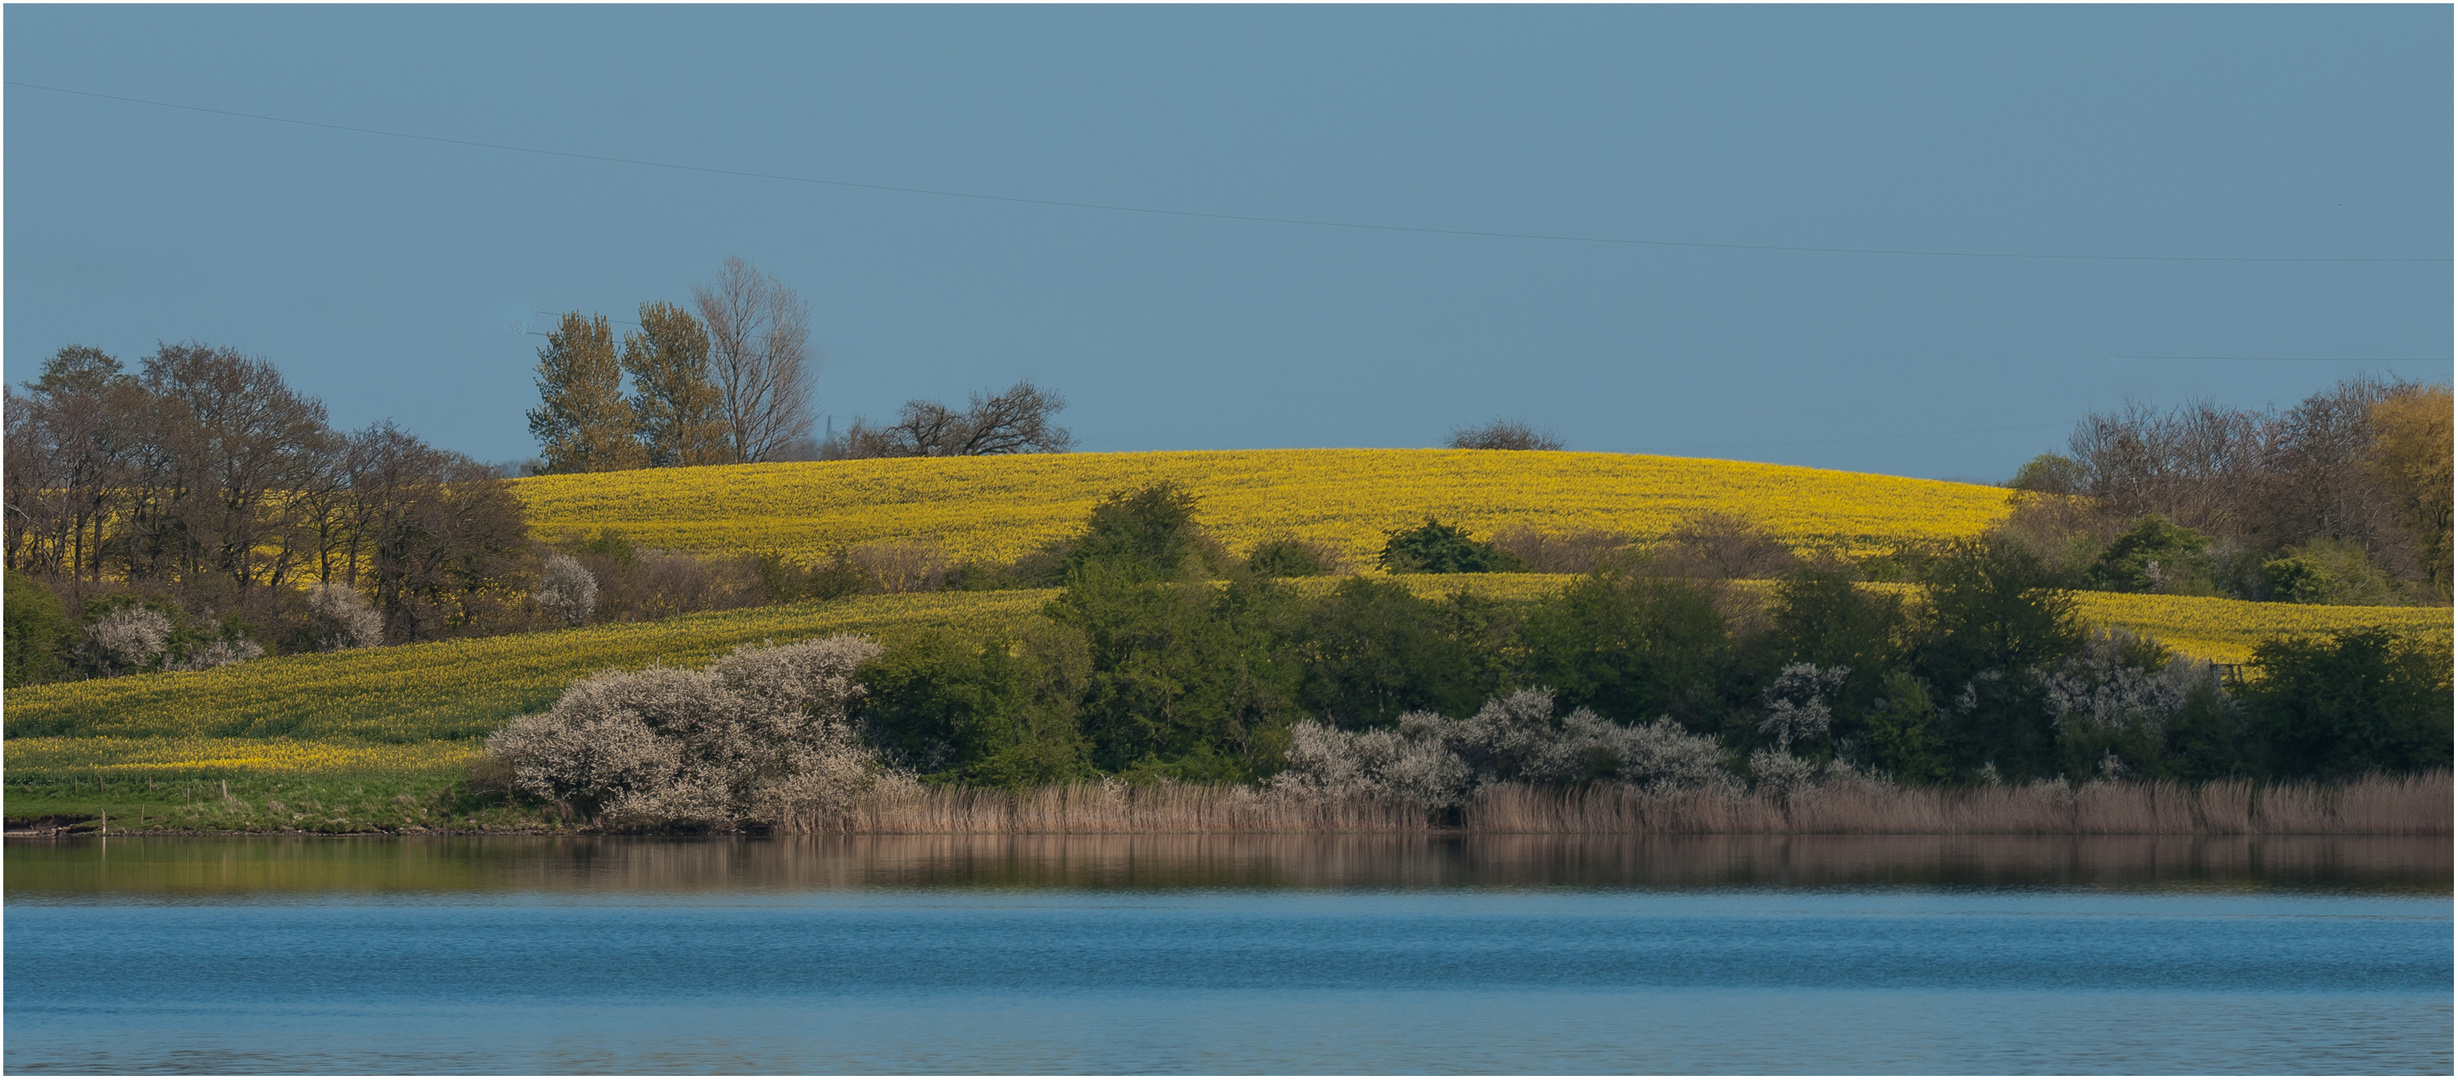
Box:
[529,312,644,474]
[826,382,1073,459]
[693,256,814,464]
[1446,419,1563,451]
[622,301,732,468]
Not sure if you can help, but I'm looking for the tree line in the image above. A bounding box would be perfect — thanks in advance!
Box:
[845,483,2450,792]
[2004,375,2451,605]
[5,342,532,671]
[530,254,1072,473]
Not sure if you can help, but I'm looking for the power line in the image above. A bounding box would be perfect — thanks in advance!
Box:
[2114,354,2451,363]
[11,79,2449,267]
[1677,419,2070,455]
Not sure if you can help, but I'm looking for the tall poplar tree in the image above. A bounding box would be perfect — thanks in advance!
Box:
[622,301,732,467]
[527,312,645,474]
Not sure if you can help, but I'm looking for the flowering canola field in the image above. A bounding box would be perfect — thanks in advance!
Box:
[4,591,1051,779]
[514,449,2016,566]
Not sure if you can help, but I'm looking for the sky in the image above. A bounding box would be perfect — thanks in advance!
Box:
[6,5,2449,482]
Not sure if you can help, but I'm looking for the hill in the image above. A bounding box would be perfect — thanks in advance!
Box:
[511,448,2017,565]
[6,580,2445,783]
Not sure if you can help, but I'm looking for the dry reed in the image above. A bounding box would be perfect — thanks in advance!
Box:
[800,771,2451,835]
[1459,772,2449,836]
[823,778,1431,835]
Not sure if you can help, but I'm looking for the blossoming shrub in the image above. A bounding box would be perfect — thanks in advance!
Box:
[485,634,886,830]
[1276,687,1732,814]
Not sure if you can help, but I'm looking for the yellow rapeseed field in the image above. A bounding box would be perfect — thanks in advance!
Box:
[7,736,482,777]
[2073,592,2453,666]
[514,448,2016,566]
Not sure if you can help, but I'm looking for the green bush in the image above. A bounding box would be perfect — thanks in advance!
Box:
[1057,482,1230,584]
[2087,516,2215,594]
[1377,519,1524,574]
[4,571,74,688]
[2262,538,2397,606]
[2241,628,2450,779]
[1244,536,1339,578]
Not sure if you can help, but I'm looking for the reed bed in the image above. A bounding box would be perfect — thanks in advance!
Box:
[797,772,2448,835]
[823,779,1432,834]
[1460,771,2450,836]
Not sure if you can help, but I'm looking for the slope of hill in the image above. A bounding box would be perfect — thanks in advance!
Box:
[7,579,2445,782]
[512,448,2016,565]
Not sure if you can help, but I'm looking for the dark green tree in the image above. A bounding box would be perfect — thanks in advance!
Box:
[1378,519,1523,574]
[1517,569,1734,729]
[2086,516,2213,594]
[1291,576,1506,728]
[1911,538,2083,779]
[1056,482,1228,584]
[2241,628,2451,779]
[3,569,73,687]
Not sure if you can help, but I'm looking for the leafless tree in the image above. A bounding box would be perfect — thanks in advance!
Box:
[693,256,815,463]
[134,343,336,595]
[825,382,1073,459]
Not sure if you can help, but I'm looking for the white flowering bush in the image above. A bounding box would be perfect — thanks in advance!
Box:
[175,636,264,671]
[304,582,386,650]
[485,634,886,829]
[85,606,172,674]
[1276,686,1733,810]
[535,553,599,627]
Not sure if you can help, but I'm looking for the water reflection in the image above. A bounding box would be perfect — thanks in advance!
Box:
[9,832,2448,897]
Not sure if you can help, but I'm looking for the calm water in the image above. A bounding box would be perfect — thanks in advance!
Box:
[6,834,2450,1074]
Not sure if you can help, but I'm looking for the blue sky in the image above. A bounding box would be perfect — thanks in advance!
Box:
[6,5,2448,480]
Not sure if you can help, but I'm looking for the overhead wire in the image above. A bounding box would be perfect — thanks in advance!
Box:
[9,79,2450,267]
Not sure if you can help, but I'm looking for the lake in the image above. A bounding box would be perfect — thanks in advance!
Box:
[6,834,2449,1074]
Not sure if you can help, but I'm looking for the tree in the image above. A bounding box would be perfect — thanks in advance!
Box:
[2006,453,2085,495]
[1057,482,1228,584]
[1378,519,1522,574]
[137,342,335,594]
[2241,628,2451,779]
[528,312,644,474]
[2367,384,2453,599]
[1446,419,1563,451]
[693,256,814,463]
[622,301,732,468]
[829,382,1073,459]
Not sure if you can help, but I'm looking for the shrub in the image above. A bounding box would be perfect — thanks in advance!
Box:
[1490,527,1631,574]
[535,553,600,626]
[1244,536,1343,578]
[83,605,171,675]
[484,635,887,829]
[1057,482,1230,584]
[303,582,386,651]
[1648,511,1797,580]
[2087,516,2215,594]
[4,571,73,687]
[2262,537,2397,606]
[848,538,951,593]
[1378,519,1523,574]
[2006,452,2086,496]
[2041,627,2224,779]
[1274,687,1732,811]
[1444,419,1563,451]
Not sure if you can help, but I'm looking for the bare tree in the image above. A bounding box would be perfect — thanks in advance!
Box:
[693,256,815,463]
[1446,419,1563,451]
[825,382,1073,459]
